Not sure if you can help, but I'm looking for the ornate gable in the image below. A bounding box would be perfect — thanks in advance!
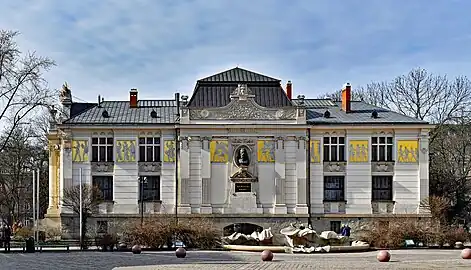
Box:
[188,84,298,120]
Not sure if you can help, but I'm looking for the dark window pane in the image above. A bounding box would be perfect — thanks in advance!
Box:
[379,145,385,161]
[323,145,330,161]
[107,138,113,144]
[372,176,393,201]
[330,221,341,234]
[339,137,345,144]
[140,176,161,201]
[387,137,393,144]
[324,176,344,201]
[154,146,161,162]
[99,138,106,144]
[139,146,145,162]
[92,138,98,144]
[372,146,378,161]
[331,137,337,144]
[147,138,153,144]
[99,146,106,162]
[330,146,338,161]
[139,138,145,144]
[92,146,99,162]
[372,137,377,144]
[339,145,345,161]
[323,137,330,144]
[93,176,113,201]
[146,146,153,162]
[106,146,113,162]
[387,145,393,161]
[154,137,161,144]
[379,137,385,144]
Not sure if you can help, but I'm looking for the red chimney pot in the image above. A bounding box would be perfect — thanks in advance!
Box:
[286,81,292,100]
[341,83,351,113]
[130,88,138,108]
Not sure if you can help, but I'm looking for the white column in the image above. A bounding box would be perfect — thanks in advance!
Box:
[274,137,287,214]
[419,129,430,213]
[201,137,212,214]
[296,137,308,214]
[189,136,202,213]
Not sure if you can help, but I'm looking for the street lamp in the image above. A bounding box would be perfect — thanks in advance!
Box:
[139,176,147,226]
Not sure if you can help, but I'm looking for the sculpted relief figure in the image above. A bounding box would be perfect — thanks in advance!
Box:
[235,146,250,167]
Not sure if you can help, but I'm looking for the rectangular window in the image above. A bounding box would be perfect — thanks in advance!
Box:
[235,183,252,193]
[323,136,345,162]
[372,176,393,201]
[371,136,393,161]
[330,221,341,234]
[324,176,345,201]
[92,176,113,201]
[91,136,114,162]
[138,137,161,162]
[139,176,160,201]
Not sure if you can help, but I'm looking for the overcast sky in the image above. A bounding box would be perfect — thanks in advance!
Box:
[2,0,471,102]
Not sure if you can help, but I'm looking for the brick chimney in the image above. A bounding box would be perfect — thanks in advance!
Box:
[286,80,292,100]
[341,83,351,113]
[130,88,138,108]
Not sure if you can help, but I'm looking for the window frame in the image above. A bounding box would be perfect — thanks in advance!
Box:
[138,136,161,162]
[371,136,394,162]
[323,176,345,202]
[138,176,161,202]
[372,175,393,201]
[330,221,341,234]
[323,136,346,162]
[91,136,114,162]
[92,176,113,201]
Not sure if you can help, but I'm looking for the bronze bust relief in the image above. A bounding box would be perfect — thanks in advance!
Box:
[234,145,250,168]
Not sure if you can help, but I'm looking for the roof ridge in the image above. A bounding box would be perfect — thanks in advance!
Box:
[198,67,280,82]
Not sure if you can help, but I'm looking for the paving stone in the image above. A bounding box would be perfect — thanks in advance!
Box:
[0,249,469,270]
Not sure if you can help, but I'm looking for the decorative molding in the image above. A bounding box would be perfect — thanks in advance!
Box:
[230,168,258,183]
[228,128,257,133]
[323,161,346,172]
[189,84,297,120]
[180,136,189,151]
[138,162,162,173]
[323,201,346,214]
[372,201,395,214]
[91,162,114,173]
[232,138,255,145]
[371,161,395,173]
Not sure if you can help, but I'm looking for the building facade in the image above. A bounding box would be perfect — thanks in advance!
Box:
[46,68,431,236]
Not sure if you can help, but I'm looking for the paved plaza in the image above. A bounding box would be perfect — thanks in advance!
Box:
[0,249,469,270]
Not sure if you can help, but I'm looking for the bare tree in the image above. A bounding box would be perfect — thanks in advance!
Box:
[429,123,471,223]
[62,184,103,247]
[0,124,47,224]
[0,30,56,153]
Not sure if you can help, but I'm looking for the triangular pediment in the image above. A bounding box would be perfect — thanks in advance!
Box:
[198,67,280,83]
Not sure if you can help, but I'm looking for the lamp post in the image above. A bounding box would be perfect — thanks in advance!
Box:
[139,176,147,226]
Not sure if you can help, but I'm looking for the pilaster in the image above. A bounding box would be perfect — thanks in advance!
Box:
[285,136,298,214]
[296,136,308,214]
[274,137,287,214]
[178,136,191,213]
[419,129,430,213]
[189,136,202,213]
[200,137,212,214]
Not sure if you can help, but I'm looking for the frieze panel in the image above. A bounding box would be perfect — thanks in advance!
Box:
[323,162,346,172]
[91,162,114,173]
[189,84,297,120]
[371,161,395,173]
[138,162,162,173]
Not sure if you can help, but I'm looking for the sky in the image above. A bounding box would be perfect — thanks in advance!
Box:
[1,0,471,102]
